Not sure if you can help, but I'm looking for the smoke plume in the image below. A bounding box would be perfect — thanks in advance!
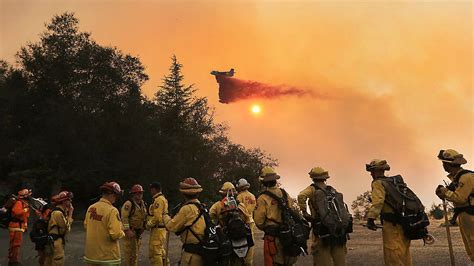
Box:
[216,75,323,103]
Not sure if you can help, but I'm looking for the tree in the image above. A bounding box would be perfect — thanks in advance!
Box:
[351,191,371,221]
[0,12,276,211]
[1,13,150,204]
[153,56,277,203]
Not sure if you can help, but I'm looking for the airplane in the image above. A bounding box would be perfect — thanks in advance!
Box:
[210,68,235,77]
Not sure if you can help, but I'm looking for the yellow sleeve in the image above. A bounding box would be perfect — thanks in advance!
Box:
[108,208,125,240]
[164,205,193,233]
[209,202,220,225]
[254,196,267,230]
[445,173,474,205]
[367,180,386,220]
[238,203,251,223]
[48,211,67,234]
[147,196,168,229]
[237,193,257,215]
[121,201,132,230]
[236,194,244,205]
[297,186,313,216]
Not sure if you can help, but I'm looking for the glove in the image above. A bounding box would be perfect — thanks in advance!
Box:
[366,218,377,231]
[446,182,456,192]
[435,185,447,199]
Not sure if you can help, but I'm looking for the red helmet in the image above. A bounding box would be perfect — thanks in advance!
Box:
[179,177,203,195]
[100,181,123,195]
[18,188,32,199]
[52,191,73,204]
[130,184,144,194]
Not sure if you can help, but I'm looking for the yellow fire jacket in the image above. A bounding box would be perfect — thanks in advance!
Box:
[48,205,73,237]
[163,199,205,245]
[297,182,326,220]
[367,179,396,220]
[444,169,474,208]
[146,193,168,230]
[254,185,296,231]
[237,190,257,224]
[84,198,125,264]
[121,199,147,230]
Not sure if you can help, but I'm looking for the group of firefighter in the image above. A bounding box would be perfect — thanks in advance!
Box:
[5,148,473,266]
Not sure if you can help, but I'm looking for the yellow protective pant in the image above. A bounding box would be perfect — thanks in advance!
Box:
[123,234,141,266]
[458,212,474,262]
[311,233,347,266]
[180,251,203,266]
[244,223,255,266]
[382,222,412,266]
[149,228,169,266]
[44,239,65,266]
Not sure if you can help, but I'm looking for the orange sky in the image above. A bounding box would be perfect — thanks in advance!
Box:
[1,0,472,206]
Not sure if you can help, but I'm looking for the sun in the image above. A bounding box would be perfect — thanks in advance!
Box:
[251,104,261,115]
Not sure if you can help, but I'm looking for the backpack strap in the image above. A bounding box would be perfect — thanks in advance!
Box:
[175,202,204,239]
[260,190,287,209]
[125,200,136,217]
[454,170,473,183]
[48,207,68,242]
[260,189,291,224]
[310,184,334,194]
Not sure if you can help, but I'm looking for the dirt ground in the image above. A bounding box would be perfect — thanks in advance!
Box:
[0,219,471,266]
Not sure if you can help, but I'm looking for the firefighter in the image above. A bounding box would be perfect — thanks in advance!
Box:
[146,182,169,266]
[121,184,147,266]
[366,159,412,266]
[236,178,256,266]
[84,181,125,265]
[8,186,32,266]
[44,191,74,266]
[210,182,253,266]
[435,149,474,262]
[298,167,347,266]
[36,205,53,266]
[162,178,206,266]
[254,167,299,266]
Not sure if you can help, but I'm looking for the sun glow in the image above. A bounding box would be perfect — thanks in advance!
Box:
[251,104,261,115]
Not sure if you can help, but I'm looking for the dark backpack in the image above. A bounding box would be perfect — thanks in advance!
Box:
[225,210,250,240]
[311,184,353,246]
[30,207,66,250]
[261,189,310,257]
[0,195,20,229]
[219,195,252,241]
[379,175,430,240]
[181,202,232,266]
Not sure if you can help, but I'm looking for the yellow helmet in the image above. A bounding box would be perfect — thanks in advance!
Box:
[438,149,467,165]
[309,167,329,180]
[219,182,236,194]
[260,166,280,182]
[366,159,390,172]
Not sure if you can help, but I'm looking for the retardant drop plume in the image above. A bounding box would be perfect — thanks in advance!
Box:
[216,76,321,103]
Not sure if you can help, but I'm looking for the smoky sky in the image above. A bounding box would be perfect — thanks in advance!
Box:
[216,75,325,103]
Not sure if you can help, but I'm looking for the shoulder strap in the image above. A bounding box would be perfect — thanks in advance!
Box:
[47,207,67,234]
[176,202,204,237]
[48,207,66,220]
[454,170,473,183]
[126,200,136,216]
[261,190,286,209]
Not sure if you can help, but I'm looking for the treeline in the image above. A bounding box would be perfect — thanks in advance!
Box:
[0,13,276,209]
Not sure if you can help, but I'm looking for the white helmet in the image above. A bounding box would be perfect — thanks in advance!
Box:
[236,178,250,190]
